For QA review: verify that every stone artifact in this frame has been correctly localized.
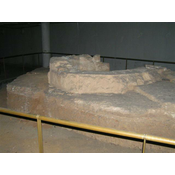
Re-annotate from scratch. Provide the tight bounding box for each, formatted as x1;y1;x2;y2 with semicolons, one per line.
7;54;175;152
48;55;167;94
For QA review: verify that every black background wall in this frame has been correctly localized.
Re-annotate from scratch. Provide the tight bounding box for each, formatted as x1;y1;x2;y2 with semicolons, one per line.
0;22;175;73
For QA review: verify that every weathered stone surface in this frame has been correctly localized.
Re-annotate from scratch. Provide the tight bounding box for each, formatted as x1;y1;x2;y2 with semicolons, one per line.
161;68;175;83
45;88;175;152
49;54;109;73
48;55;169;94
135;81;175;118
7;67;175;152
49;65;167;94
7;68;48;116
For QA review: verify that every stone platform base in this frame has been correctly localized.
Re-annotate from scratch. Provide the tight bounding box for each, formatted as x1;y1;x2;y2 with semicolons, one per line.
7;68;175;152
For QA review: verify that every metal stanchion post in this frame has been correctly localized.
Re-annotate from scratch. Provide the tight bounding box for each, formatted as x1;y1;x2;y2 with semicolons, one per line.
125;59;128;70
38;54;40;67
36;115;44;153
142;135;147;153
22;56;25;73
3;57;6;78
